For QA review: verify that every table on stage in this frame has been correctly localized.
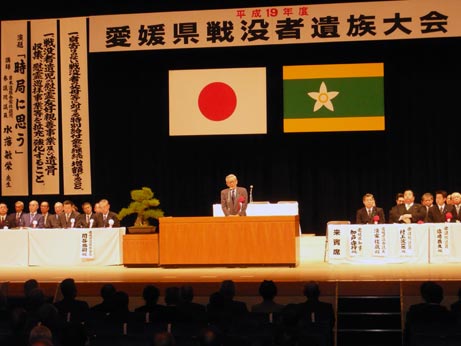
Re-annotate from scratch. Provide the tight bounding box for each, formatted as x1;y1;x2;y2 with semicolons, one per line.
0;227;125;266
326;223;429;264
0;230;29;266
212;201;299;217
159;216;300;267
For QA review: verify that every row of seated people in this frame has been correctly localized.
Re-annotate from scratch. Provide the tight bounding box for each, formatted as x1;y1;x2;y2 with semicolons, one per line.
356;190;461;224
0;199;120;229
0;278;335;346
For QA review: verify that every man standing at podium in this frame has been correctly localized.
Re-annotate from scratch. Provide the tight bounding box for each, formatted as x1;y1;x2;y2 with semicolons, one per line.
221;174;248;216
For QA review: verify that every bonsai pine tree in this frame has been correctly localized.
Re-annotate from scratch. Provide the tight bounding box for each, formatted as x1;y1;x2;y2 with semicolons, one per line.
117;187;164;226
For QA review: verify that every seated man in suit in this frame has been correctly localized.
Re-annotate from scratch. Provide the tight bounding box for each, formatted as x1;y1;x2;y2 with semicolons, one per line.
0;203;10;229
75;201;102;228
96;199;120;228
59;200;80;228
46;201;63;228
21;200;45;228
388;193;404;223
452;192;461;222
7;200;25;228
428;190;455;223
356;193;385;224
420;192;434;222
394;190;425;224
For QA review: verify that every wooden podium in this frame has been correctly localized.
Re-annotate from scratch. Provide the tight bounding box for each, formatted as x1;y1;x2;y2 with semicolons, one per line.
123;234;159;265
159;216;300;267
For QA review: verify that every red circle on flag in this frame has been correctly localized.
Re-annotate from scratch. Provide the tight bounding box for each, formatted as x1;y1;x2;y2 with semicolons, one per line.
198;82;237;121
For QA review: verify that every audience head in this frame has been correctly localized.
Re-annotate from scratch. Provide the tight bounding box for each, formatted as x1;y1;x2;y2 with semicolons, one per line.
165;286;181;306
259;280;278;301
153;331;176;346
28;288;46;310
113;290;129;312
100;283;116;301
198;326;222;346
29;324;54;346
60;278;77;300
24;279;39;297
447;194;453;205
219;280;236;300
303;281;321;301
180;285;195;304
420;281;443;304
142;284;160;304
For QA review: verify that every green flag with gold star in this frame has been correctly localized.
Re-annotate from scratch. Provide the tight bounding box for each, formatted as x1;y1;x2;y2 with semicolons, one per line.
283;63;385;132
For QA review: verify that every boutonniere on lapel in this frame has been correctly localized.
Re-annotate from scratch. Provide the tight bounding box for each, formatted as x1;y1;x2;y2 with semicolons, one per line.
238;196;245;213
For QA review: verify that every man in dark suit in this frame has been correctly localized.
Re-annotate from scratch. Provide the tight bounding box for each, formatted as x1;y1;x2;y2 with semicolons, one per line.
21;200;45;228
75;201;102;228
404;281;454;345
388;193;404;223
296;281;335;346
7;200;25;228
220;174;248;216
428;190;455;223
46;201;63;228
0;203;11;229
356;193;385;224
393;190;425;223
58;200;80;228
420;192;434;222
95;199;120;228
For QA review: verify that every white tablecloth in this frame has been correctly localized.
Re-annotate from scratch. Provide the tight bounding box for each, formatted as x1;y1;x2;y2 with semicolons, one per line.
213;202;299;216
28;227;125;266
0;230;29;266
326;224;429;264
429;223;461;263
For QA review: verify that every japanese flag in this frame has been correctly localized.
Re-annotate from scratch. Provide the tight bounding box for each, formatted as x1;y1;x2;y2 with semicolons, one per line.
169;67;267;136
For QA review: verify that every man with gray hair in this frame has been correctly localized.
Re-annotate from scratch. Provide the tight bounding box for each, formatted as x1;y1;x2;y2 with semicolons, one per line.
220;174;248;216
451;192;461;222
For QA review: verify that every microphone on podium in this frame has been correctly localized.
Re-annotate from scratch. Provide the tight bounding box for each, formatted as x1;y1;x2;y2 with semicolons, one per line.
249;185;253;203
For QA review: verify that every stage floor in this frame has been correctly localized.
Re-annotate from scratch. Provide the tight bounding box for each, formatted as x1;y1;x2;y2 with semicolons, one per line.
2;236;461;301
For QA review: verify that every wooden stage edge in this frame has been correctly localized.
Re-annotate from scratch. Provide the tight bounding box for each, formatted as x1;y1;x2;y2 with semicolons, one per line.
1;235;461;300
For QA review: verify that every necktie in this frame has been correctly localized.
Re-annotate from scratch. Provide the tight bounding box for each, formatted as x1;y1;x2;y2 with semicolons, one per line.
66;214;70;222
86;214;90;223
368;209;371;217
231;190;235;203
103;214;107;222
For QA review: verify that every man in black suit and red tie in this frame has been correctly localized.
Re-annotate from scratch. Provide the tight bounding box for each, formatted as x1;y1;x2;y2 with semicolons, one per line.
220;174;248;216
356;193;385;224
428;190;455;223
